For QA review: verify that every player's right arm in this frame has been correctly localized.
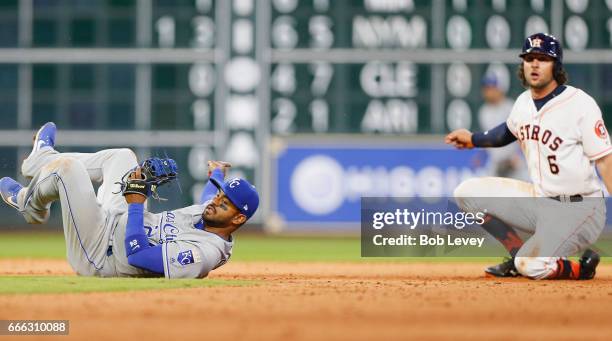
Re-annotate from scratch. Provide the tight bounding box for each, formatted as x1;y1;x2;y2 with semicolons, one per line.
199;161;231;204
445;122;517;149
200;168;224;204
445;128;474;149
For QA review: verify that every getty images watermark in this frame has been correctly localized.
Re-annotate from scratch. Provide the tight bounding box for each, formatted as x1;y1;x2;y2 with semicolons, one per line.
360;197;498;257
361;196;612;257
371;208;487;247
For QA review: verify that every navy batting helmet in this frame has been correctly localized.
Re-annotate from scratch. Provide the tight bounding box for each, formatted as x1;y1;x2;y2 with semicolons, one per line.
517;33;567;86
519;33;563;63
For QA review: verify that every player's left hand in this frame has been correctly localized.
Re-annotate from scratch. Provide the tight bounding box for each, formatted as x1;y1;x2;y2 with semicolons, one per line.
124;167;147;204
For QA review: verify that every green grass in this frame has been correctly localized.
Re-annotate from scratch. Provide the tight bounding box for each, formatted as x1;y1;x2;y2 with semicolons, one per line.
0;276;251;295
232;235;362;261
0;233;367;261
0;233;492;262
231;235;500;262
1;232;609;263
0;233;66;259
0;233;501;263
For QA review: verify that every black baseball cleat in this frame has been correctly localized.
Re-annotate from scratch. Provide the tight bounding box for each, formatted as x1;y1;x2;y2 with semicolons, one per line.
578;249;600;280
485;257;519;277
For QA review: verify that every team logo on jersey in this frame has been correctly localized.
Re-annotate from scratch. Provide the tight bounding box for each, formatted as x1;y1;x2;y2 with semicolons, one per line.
177;250;194;265
595;120;608;139
177;249;202;266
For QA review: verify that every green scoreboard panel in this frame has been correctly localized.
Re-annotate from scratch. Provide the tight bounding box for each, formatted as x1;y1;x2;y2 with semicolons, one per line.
268;0;612;134
0;1;608;131
0;0;610;217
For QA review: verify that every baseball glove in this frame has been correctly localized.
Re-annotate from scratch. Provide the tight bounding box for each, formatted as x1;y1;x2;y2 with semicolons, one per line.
117;157;178;200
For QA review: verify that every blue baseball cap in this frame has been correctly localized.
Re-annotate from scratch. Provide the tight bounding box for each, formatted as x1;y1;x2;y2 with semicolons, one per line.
481;75;499;88
210;177;259;219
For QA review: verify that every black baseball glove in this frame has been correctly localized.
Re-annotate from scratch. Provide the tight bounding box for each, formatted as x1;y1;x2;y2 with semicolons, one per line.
117;157;179;200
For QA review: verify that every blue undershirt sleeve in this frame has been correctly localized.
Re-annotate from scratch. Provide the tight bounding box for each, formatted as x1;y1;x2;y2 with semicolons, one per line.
199;168;224;204
471;122;517;148
124;203;164;274
127;246;164;274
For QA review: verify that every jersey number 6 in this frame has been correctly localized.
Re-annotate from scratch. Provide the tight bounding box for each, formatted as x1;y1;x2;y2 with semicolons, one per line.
547;155;559;175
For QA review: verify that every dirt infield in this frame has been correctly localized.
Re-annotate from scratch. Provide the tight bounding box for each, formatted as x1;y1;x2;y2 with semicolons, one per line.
1;260;612;340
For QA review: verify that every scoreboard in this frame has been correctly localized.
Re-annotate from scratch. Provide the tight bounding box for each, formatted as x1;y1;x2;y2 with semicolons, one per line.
268;0;612;134
0;0;611;219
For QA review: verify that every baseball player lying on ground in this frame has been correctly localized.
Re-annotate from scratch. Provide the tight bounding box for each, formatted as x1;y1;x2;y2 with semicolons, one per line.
0;122;259;279
446;33;612;280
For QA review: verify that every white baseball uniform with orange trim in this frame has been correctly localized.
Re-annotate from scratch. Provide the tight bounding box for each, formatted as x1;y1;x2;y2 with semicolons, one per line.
506;85;612;197
454;85;609;279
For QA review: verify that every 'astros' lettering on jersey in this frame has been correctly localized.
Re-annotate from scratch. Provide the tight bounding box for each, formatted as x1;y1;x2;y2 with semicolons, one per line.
506;86;612;196
516;124;563;151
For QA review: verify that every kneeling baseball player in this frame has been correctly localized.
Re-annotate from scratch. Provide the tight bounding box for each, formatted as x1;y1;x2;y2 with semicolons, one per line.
0;122;259;279
446;33;611;280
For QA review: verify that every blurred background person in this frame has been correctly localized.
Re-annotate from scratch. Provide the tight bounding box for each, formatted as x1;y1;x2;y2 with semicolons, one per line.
478;74;528;180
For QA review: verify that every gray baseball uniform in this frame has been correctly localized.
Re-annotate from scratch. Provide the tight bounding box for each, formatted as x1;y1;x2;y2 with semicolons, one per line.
110;204;232;278
17;147;230;278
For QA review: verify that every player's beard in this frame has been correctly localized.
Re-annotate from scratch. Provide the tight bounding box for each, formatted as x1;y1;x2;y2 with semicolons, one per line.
202;205;225;227
204;217;223;227
528;75;554;90
525;65;555;90
203;214;225;227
